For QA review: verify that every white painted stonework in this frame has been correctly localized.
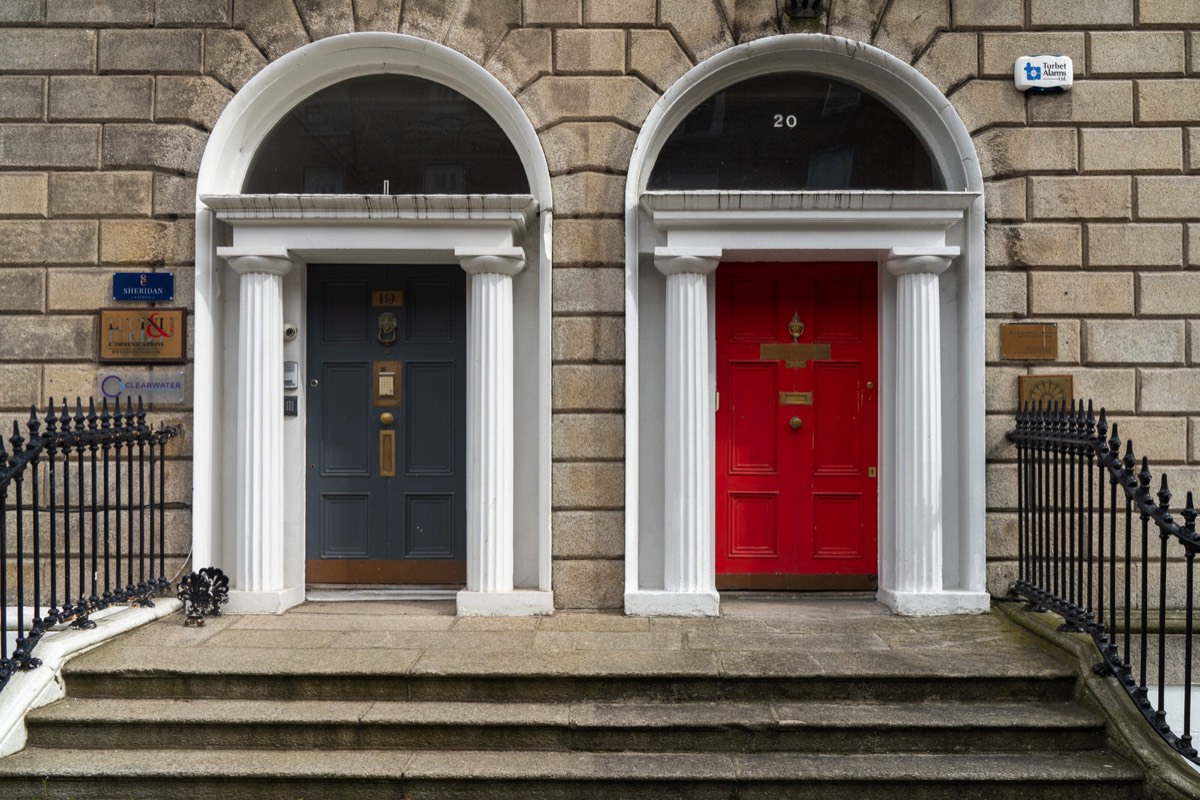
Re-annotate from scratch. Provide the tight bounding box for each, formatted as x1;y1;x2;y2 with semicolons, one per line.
625;35;991;617
195;34;554;615
655;249;722;617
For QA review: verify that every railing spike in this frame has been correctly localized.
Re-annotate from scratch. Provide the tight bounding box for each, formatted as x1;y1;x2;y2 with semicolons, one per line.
0;423;8;466
1184;492;1197;538
27;405;40;439
1159;474;1173;517
1138;456;1153;497
100;397;111;429
87;397;97;429
10;419;25;455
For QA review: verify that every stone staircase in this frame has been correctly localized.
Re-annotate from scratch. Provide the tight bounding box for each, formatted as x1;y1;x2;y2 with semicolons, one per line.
0;601;1146;798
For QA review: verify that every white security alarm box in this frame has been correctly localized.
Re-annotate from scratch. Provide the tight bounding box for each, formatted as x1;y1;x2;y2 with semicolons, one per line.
1014;55;1073;92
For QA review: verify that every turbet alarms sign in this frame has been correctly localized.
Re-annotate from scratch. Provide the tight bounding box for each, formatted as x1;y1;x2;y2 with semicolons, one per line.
1014;55;1073;92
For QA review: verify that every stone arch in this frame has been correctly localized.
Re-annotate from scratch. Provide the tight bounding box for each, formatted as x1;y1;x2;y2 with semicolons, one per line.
624;33;988;616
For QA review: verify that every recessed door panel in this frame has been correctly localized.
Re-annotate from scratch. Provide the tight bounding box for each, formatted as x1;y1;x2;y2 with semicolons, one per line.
405;494;455;558
306;264;466;582
319;494;371;558
406;362;455;476
728;361;779;474
322;282;370;342
728;277;780;342
717;262;878;586
727;493;780;557
812;493;864;559
812;361;863;476
406;281;456;343
321;362;371;476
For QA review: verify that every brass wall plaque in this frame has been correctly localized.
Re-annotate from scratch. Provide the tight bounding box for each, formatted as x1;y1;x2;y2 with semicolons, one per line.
374;360;401;407
1018;374;1074;408
1000;323;1058;361
99;309;186;363
760;342;831;368
379;430;396;477
779;392;813;406
371;290;404;307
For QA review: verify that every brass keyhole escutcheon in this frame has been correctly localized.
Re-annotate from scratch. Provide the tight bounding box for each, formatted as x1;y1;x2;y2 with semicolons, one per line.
380;412;395;426
789;416;802;430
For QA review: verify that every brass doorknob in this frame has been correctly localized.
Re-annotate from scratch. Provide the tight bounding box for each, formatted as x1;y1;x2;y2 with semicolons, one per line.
789;416;802;430
380;412;395;426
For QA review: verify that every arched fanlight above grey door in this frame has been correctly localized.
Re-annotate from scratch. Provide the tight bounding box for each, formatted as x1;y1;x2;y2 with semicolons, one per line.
647;72;944;192
243;74;530;195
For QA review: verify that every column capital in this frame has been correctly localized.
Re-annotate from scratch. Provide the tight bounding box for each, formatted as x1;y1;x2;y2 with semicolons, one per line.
886;247;958;278
654;247;722;277
456;248;525;277
218;248;294;277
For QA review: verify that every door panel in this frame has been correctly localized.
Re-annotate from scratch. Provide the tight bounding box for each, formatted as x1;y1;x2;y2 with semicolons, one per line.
405;362;456;475
306;264;466;584
728;493;780;557
320;362;372;475
727;361;779;474
318;495;371;558
716;262;878;589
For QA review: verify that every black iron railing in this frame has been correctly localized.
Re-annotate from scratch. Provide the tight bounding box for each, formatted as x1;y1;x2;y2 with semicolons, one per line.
0;398;177;692
1008;401;1200;764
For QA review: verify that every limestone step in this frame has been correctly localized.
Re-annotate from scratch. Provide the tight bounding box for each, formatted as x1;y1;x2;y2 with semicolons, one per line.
25;697;1107;754
60;669;1079;704
0;747;1144;800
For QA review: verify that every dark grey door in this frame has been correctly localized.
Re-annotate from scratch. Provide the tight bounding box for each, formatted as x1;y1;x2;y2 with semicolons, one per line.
305;264;466;584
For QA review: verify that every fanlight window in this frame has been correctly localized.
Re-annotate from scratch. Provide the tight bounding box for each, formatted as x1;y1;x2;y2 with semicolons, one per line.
648;73;943;191
244;74;529;195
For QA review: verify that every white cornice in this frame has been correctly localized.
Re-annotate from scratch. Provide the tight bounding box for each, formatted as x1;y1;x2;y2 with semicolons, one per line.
642;190;977;229
202;194;538;225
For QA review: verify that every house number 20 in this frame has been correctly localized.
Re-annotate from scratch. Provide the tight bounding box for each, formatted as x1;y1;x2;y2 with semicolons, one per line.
774;114;798;128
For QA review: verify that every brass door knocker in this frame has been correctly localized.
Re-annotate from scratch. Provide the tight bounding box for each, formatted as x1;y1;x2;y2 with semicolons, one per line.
378;312;397;345
788;312;804;342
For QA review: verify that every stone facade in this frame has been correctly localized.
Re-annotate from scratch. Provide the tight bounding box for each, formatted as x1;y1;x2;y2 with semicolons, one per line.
0;0;1197;609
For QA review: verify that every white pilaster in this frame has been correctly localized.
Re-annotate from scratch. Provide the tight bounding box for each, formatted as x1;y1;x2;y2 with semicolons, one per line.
455;248;554;616
649;247;722;616
221;250;302;614
880;247;986;616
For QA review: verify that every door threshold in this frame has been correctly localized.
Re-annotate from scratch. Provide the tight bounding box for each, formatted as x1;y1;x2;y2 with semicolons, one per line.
306;586;460;602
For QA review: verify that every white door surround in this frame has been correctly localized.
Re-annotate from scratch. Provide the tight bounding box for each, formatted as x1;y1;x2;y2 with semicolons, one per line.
194;34;554;615
624;35;990;617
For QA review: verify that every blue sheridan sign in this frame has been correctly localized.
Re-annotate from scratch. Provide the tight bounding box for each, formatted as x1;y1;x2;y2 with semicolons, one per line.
112;272;175;302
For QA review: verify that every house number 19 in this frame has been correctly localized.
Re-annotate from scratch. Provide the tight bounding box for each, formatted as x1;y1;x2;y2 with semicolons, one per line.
774;114;798;128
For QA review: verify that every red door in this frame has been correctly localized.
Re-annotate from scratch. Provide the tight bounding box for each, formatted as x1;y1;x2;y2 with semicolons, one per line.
715;262;878;590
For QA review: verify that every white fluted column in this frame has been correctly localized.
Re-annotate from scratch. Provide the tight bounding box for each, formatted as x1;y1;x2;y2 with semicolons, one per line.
653;248;721;616
882;248;953;615
223;252;295;612
455;249;552;616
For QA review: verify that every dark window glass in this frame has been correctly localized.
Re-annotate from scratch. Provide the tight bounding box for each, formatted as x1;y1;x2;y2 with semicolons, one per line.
647;73;943;191
244;75;529;195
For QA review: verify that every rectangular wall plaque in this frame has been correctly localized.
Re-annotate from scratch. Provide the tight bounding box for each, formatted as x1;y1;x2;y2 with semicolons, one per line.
1018;374;1074;409
97;369;186;404
112;272;174;302
1000;323;1058;361
99;309;186;363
